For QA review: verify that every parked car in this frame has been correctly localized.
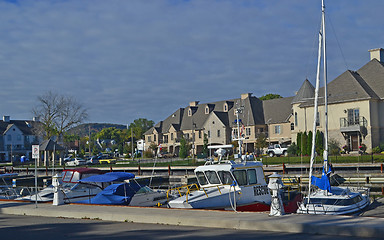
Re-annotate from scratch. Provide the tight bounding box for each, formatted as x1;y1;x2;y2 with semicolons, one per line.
86;156;100;165
98;157;117;164
266;144;288;157
65;158;86;166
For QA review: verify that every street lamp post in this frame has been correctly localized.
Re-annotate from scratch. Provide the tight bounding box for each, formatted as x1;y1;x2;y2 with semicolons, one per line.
267;118;272;147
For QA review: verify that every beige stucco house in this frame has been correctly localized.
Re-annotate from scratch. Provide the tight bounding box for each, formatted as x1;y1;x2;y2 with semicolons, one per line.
145;48;384;155
291;48;384;152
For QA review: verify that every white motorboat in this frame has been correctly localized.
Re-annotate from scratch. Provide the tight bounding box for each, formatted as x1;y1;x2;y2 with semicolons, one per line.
168;106;301;213
17;168;104;203
0;173;25;200
297;0;370;215
168;160;273;211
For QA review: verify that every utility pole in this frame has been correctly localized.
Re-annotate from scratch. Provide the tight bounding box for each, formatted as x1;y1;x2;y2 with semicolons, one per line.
131;128;134;161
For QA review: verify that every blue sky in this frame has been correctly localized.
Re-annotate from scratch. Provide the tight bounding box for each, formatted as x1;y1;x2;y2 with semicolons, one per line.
0;0;383;125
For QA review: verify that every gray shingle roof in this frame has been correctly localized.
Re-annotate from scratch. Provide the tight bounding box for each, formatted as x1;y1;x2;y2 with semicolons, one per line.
299;69;380;108
263;96;294;124
291;79;315;104
356;59;384;99
0;120;40;135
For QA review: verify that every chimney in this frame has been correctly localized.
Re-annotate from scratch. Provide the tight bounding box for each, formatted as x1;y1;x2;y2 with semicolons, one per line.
189;101;199;107
241;93;252;100
3;116;10;122
369;48;384;62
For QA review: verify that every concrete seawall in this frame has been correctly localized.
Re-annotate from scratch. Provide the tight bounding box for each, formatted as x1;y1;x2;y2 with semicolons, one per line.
1;200;384;238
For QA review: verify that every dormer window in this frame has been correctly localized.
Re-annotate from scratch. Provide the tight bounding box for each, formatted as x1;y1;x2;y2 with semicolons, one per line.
224;103;228;112
205;106;209;114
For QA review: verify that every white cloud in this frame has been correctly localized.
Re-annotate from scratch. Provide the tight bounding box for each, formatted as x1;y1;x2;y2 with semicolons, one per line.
0;0;383;124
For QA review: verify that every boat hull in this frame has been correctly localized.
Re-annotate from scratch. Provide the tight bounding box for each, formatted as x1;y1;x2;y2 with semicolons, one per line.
297;187;370;215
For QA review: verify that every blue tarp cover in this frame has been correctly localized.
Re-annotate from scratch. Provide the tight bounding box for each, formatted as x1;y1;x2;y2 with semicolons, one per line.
76;181;142;205
79;172;135;183
311;165;332;192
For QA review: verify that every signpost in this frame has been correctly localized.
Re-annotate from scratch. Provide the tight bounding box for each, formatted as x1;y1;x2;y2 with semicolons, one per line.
32;145;39;208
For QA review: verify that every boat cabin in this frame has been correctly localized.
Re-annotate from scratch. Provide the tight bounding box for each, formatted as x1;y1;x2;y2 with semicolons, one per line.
194;161;267;188
62;168;104;183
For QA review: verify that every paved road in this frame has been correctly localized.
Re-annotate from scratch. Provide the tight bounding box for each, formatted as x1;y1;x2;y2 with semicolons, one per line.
0;213;379;240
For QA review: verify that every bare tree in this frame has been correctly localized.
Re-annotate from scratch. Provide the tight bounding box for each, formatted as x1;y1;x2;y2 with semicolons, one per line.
32;91;88;140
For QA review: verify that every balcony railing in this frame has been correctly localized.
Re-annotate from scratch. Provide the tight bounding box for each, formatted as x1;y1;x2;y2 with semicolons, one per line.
340;117;367;133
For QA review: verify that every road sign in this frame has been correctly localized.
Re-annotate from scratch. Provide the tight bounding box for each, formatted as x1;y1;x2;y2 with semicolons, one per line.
32;145;39;159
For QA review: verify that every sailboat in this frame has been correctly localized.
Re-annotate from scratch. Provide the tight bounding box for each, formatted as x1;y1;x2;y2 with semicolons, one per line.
297;0;370;215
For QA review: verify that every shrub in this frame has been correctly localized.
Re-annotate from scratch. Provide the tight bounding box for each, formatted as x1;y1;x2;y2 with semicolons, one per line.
359;143;367;153
143;150;153;158
372;146;381;154
329;139;341;156
287;143;298;156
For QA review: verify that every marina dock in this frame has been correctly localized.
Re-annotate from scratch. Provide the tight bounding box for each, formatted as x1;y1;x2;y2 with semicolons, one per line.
1;198;384;238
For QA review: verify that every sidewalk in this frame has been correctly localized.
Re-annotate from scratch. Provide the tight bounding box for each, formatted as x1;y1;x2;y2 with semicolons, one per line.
1;200;384;238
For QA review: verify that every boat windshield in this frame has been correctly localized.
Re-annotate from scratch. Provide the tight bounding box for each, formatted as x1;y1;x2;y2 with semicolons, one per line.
217;171;234;184
205;171;220;184
233;170;247;186
196;171;208;186
136;186;154;194
247;169;258;184
306;195;363;206
62;171;74;182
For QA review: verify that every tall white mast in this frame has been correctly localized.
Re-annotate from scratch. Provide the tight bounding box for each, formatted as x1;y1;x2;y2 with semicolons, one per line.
307;0;326;202
322;0;329;173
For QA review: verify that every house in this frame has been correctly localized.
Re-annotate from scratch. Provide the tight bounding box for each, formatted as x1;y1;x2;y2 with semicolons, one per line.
291;48;384;152
0;116;41;161
145;48;384;155
144;93;288;156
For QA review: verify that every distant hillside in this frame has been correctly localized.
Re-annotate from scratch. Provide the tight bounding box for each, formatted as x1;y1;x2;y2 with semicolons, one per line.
67;123;127;137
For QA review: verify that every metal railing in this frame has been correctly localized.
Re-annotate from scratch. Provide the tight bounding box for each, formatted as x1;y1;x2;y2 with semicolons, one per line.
166;183;227;203
339;116;367;128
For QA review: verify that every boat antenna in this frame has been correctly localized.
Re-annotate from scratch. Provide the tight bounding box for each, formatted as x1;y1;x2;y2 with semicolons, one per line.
234;103;244;161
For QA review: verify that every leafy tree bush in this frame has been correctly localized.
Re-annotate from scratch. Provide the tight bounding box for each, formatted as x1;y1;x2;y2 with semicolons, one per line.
255;133;268;155
296;132;302;155
302;132;308;155
287;143;298;156
202;134;208;156
179;136;190;159
372;146;381;154
315;130;324;155
259;93;282;100
329;138;341;156
143;150;153;158
307;131;313;156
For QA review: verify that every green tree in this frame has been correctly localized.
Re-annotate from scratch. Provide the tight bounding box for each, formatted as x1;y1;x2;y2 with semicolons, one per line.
296;132;302;155
179;136;190;159
329;138;341;156
259;93;282;101
128;118;154;140
315;130;324;156
255;133;268;155
287;143;298;156
302;132;308;155
307;131;313;156
202;133;209;156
